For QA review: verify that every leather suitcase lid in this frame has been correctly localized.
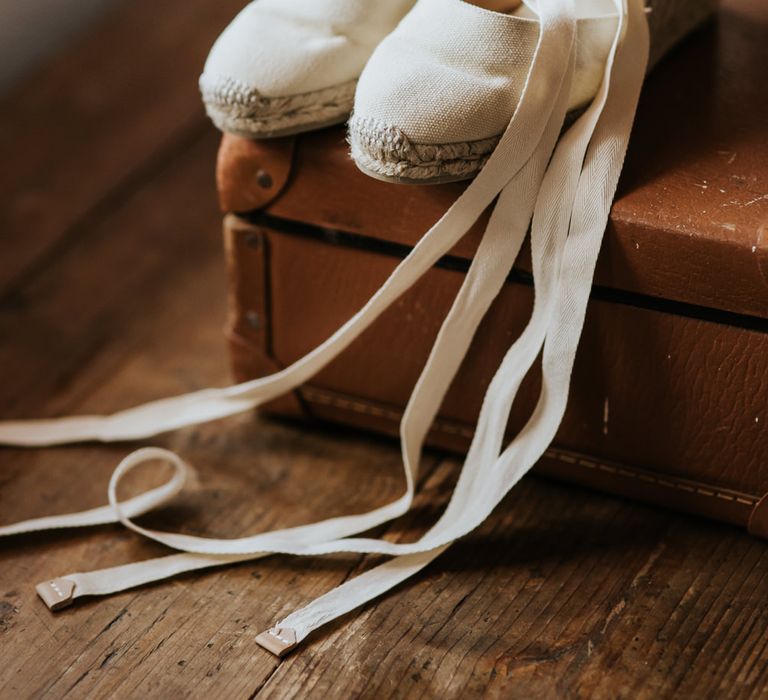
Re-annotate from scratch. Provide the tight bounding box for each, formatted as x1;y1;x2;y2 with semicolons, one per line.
217;0;768;322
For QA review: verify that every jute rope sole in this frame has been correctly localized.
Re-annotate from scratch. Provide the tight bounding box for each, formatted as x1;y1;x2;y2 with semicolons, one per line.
200;75;357;138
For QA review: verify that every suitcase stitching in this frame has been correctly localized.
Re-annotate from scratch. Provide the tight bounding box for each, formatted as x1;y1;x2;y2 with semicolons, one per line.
300;386;758;507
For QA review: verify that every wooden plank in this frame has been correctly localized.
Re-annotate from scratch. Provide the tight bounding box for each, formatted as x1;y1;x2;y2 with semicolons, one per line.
0;0;243;295
258;465;768;699
0;133;222;419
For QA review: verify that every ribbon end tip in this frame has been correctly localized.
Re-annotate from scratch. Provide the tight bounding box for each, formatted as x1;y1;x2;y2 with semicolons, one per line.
256;626;298;657
36;578;76;611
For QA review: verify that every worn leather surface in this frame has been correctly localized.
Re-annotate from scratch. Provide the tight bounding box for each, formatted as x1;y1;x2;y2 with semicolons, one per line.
217;0;768;320
218;136;295;213
217;0;768;530
224;218;767;528
223;215;305;418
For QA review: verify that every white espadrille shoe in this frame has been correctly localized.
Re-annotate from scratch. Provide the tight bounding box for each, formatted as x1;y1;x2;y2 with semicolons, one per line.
349;0;716;183
200;0;416;138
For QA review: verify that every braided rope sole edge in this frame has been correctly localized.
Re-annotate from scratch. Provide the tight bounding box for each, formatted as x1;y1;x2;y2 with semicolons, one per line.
200;74;357;137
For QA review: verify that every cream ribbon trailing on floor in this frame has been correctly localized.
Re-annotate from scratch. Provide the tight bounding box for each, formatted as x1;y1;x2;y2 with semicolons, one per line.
0;0;577;589
0;0;576;543
0;0;649;656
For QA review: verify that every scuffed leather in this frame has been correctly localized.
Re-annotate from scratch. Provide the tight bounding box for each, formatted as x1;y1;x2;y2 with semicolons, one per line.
223;218;768;530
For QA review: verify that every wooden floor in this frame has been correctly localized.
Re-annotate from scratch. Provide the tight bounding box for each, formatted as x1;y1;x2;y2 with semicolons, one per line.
1;1;767;698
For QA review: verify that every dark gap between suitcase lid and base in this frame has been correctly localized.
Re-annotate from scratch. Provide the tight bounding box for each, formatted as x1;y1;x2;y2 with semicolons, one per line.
244;211;768;335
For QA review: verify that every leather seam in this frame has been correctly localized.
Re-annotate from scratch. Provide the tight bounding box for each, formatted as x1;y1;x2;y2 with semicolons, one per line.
300;385;758;507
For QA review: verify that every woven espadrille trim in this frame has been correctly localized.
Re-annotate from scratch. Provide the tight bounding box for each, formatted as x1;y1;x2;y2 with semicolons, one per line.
348;115;499;181
200;75;357;136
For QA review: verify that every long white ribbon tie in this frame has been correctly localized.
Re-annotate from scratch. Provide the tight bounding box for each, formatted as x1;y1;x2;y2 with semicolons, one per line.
0;447;187;537
257;0;649;653
30;0;578;640
2;0;650;659
30;83;576;609
0;0;574;548
1;0;572;541
14;0;578;610
0;0;571;451
1;0;576;622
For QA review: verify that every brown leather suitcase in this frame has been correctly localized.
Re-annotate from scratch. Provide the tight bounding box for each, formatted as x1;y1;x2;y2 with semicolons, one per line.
215;0;768;536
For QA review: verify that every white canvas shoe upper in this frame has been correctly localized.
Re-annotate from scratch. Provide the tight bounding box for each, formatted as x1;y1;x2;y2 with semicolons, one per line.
354;0;618;144
200;0;416;137
349;0;620;180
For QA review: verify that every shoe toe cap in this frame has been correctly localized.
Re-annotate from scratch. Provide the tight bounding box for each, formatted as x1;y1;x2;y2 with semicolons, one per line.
200;1;372;108
199;2;367;136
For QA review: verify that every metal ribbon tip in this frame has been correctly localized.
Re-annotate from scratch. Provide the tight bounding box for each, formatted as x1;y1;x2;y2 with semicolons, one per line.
36;578;76;611
255;626;298;657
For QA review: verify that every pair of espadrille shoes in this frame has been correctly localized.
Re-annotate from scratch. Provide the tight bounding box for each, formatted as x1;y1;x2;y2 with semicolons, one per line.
201;0;713;184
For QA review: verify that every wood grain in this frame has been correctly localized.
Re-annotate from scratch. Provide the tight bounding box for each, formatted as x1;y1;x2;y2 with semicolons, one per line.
256;465;768;700
1;0;768;697
0;0;244;296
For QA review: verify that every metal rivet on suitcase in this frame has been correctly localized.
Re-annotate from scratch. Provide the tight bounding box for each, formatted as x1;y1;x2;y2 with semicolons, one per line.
255;169;273;189
245;232;261;249
245;310;261;329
